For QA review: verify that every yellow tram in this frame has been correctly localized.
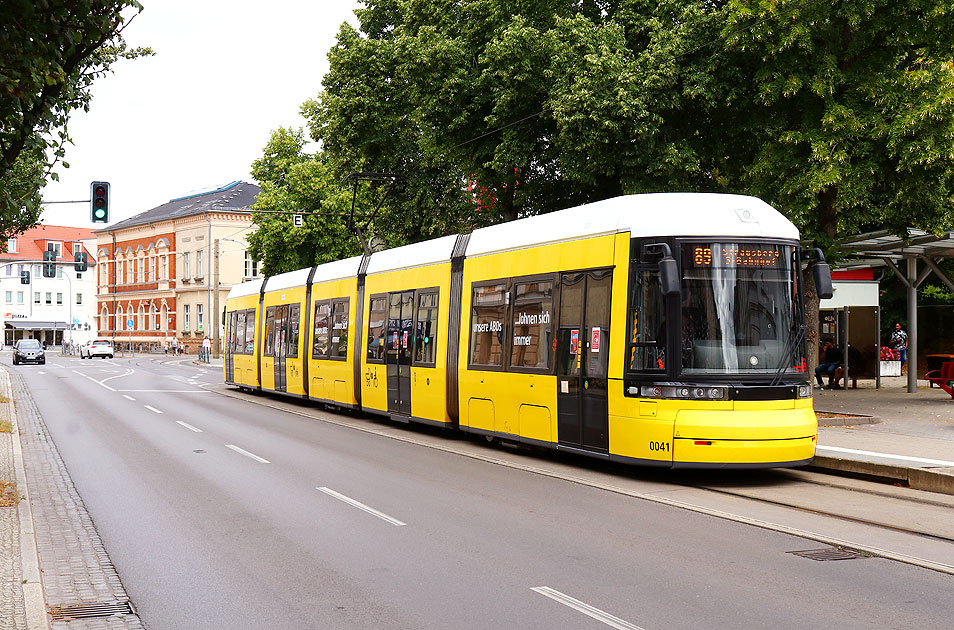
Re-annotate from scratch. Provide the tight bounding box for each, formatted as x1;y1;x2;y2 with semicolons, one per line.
224;193;832;468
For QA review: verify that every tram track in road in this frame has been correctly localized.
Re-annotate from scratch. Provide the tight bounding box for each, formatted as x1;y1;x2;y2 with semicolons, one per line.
206;382;954;575
679;471;954;546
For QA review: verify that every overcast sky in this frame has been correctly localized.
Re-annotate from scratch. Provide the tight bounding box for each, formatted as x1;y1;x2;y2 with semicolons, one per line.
40;0;362;229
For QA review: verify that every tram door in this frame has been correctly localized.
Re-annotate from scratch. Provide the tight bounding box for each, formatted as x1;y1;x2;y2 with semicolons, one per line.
386;291;414;416
557;269;613;452
272;306;287;392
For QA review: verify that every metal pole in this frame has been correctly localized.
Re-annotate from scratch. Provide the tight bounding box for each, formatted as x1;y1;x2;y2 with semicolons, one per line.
907;257;918;393
876;305;881;389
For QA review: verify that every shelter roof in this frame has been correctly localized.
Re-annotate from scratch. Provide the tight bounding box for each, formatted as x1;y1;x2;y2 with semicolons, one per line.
837;229;954;269
97;181;260;232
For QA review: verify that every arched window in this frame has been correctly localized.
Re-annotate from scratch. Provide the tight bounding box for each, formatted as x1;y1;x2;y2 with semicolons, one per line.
152;305;159;330
102;306;110;331
117;305;124;330
138;304;145;330
161;304;168;331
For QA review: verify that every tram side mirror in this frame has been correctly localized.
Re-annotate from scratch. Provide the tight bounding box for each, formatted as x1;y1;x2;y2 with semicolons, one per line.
814;261;833;300
659;256;680;296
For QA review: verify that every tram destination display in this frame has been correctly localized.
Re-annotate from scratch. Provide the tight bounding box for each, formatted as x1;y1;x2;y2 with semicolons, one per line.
690;244;783;268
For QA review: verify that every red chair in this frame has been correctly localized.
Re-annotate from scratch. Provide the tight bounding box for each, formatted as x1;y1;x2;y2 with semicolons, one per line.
925;362;954;399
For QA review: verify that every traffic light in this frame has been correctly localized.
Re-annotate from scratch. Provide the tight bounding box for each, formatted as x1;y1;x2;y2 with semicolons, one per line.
20;270;29;285
74;251;88;272
91;181;110;223
42;249;56;277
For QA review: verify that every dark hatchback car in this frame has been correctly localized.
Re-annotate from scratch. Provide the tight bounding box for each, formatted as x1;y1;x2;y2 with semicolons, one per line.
13;339;45;365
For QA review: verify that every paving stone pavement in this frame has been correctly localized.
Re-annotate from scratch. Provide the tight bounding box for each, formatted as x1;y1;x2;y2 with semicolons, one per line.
4;366;144;630
1;375;27;630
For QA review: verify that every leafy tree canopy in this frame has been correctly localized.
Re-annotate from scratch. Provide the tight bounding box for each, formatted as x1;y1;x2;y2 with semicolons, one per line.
0;0;151;240
251;0;954;283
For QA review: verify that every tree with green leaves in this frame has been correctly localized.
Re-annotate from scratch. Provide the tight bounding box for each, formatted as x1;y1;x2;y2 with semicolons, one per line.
0;0;151;240
247;127;364;276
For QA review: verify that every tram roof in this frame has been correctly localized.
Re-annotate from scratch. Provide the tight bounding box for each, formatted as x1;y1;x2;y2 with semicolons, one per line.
466;193;798;258
227;193;798;300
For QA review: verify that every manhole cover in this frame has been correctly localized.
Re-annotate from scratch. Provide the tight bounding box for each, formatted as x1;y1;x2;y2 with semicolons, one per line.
788;547;867;561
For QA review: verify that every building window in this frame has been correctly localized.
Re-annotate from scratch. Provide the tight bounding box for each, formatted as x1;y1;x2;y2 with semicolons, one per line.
45;292;52;305
17;291;23;304
161;255;168;280
245;251;259;278
56;293;63;305
76;293;83;305
34;292;40;304
197;303;204;332
4;265;11;276
117;306;124;330
7;238;16;253
183;252;191;278
48;242;62;258
184;304;191;331
56;265;63;278
4;291;11;304
196;250;204;278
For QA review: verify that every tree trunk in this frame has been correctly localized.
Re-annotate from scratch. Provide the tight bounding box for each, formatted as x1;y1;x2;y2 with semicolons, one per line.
805;185;839;377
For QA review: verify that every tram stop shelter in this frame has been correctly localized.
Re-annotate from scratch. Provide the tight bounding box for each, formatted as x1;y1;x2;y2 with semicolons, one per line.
838;228;954;393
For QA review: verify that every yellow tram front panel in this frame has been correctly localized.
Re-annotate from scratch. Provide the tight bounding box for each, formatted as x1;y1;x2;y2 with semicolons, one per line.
261;285;308;396
224;292;262;389
362;262;452;425
459;233;619;441
308;277;359;406
671;398;817;465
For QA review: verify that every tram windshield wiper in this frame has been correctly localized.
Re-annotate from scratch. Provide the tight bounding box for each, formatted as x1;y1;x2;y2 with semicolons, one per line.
771;323;806;387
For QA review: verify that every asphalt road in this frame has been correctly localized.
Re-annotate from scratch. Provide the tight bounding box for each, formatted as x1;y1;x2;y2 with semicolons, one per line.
15;354;954;629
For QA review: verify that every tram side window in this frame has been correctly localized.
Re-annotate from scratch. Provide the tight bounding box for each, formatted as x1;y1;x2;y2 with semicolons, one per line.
264;307;276;356
330;299;349;359
470;283;507;367
367;295;387;362
243;308;256;353
510;280;553;370
628;268;666;371
313;301;331;358
274;307;286;356
415;291;439;365
286;304;300;358
230;310;246;354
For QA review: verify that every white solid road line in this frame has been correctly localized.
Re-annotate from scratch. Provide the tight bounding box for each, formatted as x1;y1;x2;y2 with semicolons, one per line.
816;445;954;467
316;487;407;526
226;444;270;464
144;405;163;414
122;395;136;401
175;421;203;433
531;587;645;630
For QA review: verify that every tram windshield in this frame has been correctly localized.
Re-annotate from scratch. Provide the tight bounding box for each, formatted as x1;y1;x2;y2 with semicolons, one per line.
679;242;804;375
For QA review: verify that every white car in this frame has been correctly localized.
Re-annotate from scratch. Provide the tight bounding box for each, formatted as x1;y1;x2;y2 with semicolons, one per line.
82;339;114;359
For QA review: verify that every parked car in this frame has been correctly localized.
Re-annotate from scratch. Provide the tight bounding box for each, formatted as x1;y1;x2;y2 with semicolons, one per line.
13;339;45;365
81;339;114;359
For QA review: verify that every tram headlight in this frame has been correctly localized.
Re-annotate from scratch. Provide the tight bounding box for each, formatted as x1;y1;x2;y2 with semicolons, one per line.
678;387;690;398
691;388;707;399
797;384;812;398
640;385;662;398
708;387;726;399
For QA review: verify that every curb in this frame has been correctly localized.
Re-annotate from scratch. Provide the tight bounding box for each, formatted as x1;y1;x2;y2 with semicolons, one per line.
3;369;51;630
809;455;954;496
815;412;881;426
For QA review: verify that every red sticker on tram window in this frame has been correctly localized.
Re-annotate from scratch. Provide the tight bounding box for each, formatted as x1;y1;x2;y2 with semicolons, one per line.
552;339;558;352
392;332;399;350
402;330;409;348
591;327;601;353
570;329;580;354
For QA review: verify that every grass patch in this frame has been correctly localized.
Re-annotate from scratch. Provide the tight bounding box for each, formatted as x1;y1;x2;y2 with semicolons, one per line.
0;420;12;433
0;479;20;507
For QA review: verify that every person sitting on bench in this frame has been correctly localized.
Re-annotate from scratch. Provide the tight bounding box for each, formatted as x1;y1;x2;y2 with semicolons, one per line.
815;338;843;389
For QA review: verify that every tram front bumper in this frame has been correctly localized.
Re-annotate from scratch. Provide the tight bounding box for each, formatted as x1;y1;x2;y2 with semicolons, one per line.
671;407;817;468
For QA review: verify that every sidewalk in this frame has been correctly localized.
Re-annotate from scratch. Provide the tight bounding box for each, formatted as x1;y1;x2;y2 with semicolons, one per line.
812;375;954;495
